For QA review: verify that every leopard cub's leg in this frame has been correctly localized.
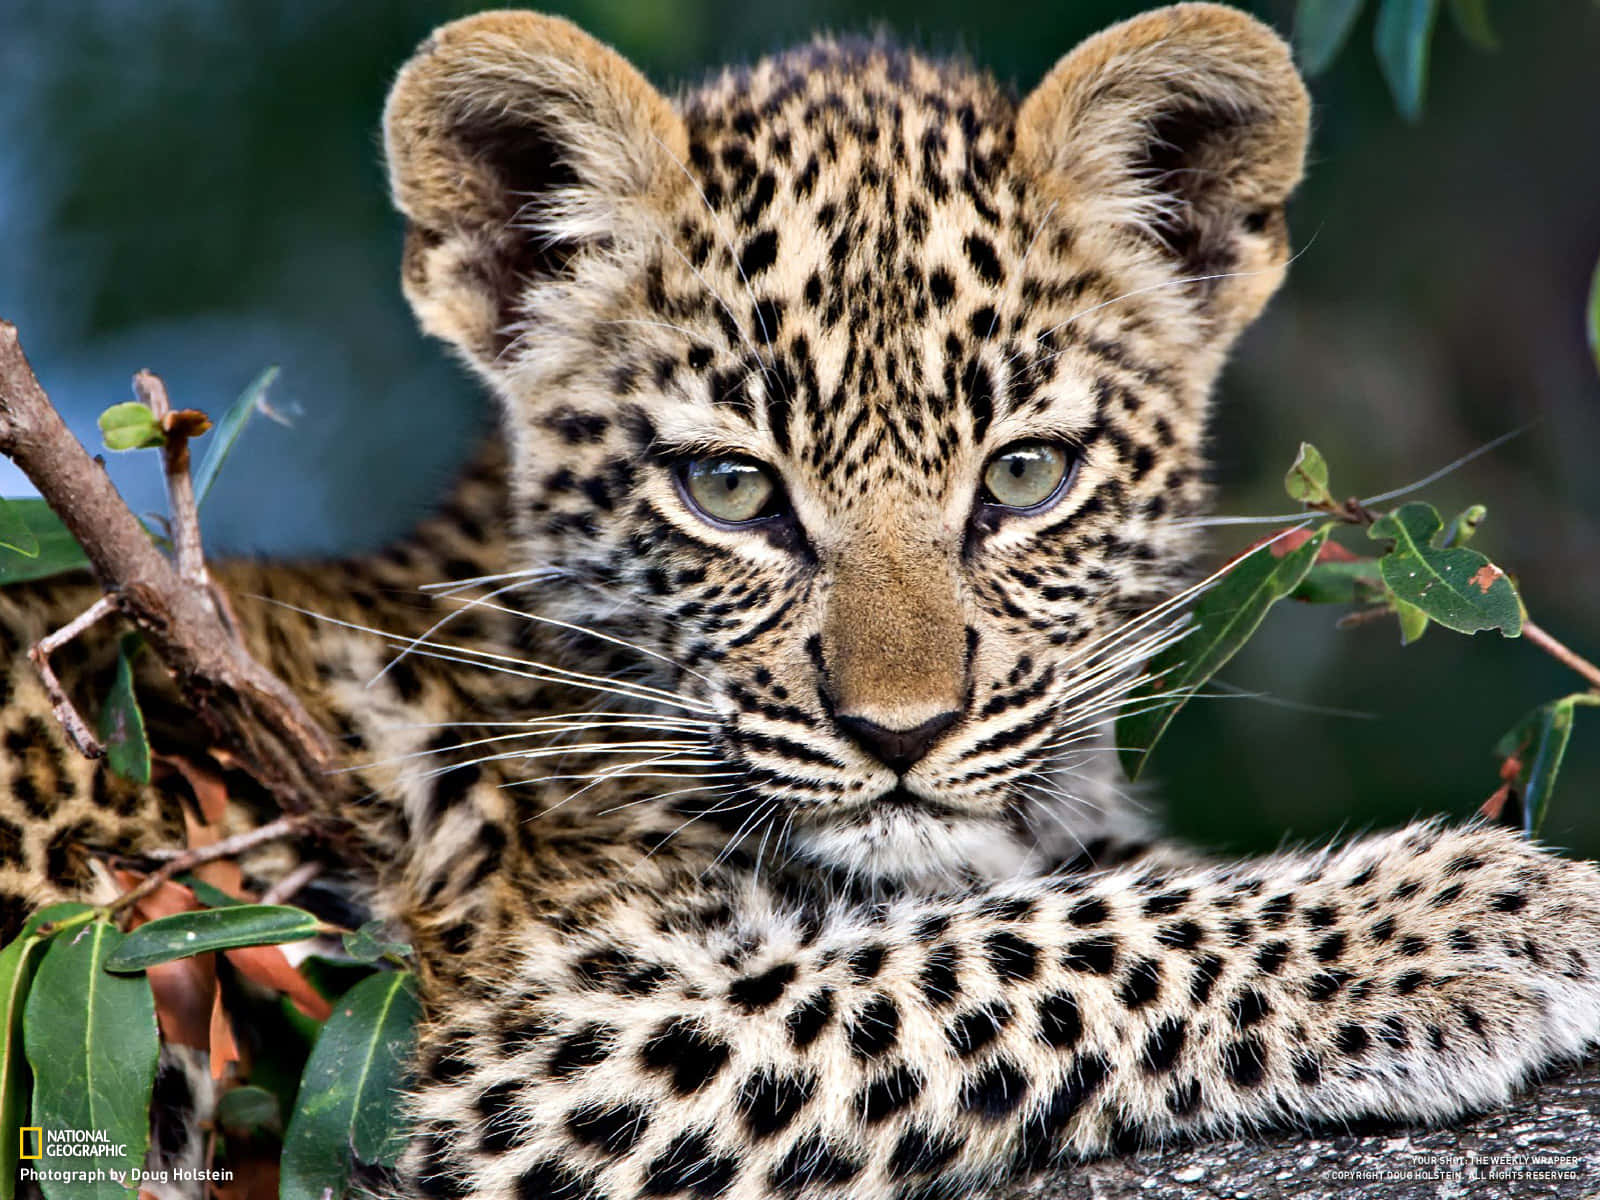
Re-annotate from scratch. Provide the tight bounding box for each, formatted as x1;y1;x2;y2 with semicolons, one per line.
400;821;1600;1199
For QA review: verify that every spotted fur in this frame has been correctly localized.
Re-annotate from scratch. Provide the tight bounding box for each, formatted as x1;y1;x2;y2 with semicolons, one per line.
5;6;1600;1199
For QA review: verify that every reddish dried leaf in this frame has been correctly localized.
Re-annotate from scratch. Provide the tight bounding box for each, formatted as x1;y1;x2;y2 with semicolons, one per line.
212;1156;279;1200
163;755;259;898
1480;782;1515;822
175;805;251;898
224;944;332;1021
199;852;247;901
1258;525;1361;563
112;870;197;921
1254;526;1315;557
113;871;218;1050
160;754;231;825
148;955;217;1051
209;983;240;1081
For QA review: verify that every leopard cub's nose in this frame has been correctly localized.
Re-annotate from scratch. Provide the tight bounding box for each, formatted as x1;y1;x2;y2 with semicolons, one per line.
836;710;960;773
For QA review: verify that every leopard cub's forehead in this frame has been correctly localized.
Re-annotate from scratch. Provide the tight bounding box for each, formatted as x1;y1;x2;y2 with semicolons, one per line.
613;42;1145;505
679;38;1021;244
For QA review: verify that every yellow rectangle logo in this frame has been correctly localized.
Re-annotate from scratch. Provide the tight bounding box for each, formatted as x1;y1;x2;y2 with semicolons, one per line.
19;1127;42;1160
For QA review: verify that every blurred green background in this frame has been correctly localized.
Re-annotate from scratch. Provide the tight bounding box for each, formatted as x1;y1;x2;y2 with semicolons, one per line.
2;1;1596;854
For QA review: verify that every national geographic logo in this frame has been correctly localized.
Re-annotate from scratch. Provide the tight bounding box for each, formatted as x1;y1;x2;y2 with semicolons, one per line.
16;1127;128;1158
15;1126;234;1190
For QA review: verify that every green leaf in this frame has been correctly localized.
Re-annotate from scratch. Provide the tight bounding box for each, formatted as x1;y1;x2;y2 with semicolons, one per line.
103;905;322;972
1295;0;1368;74
1;904;94;1200
216;1084;283;1139
0;500;90;585
15;904;98;941
280;971;422;1200
1292;558;1383;605
176;875;247;908
298;956;380;1005
1587;254;1600;379
1440;503;1486;547
1367;502;1522;636
97;401;164;452
1390;592;1430;643
0;499;39;558
1447;0;1498;50
1118;527;1330;780
1375;0;1441;120
193;365;279;507
1283;441;1333;506
1495;694;1600;836
342;921;413;965
217;977;320;1122
24;919;158;1200
97;635;150;785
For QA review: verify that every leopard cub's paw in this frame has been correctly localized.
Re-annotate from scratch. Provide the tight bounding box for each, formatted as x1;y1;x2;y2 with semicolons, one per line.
1402;825;1600;1050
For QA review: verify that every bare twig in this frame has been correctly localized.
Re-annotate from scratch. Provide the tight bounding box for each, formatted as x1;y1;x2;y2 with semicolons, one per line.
1524;619;1600;694
0;319;347;819
260;859;323;906
27;593;117;757
132;369;207;588
1313;487;1598;695
109;814;311;915
1335;604;1396;631
1310;495;1379;527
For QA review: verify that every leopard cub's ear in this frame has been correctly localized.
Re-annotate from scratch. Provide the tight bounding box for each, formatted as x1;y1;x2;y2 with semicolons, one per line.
384;12;687;370
1016;2;1310;335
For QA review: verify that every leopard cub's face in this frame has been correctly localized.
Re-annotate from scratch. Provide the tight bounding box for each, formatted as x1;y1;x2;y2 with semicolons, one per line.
385;6;1308;882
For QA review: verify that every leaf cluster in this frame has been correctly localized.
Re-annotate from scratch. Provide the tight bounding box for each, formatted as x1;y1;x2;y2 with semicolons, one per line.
0;366;278;580
1118;441;1594;839
0;365;420;1200
1294;0;1498;120
3;895;418;1200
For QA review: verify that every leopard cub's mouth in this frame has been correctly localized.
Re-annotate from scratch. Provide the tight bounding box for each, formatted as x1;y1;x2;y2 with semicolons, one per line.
878;785;921;808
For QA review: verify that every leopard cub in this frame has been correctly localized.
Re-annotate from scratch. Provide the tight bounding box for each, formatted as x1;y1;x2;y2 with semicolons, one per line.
3;5;1597;1199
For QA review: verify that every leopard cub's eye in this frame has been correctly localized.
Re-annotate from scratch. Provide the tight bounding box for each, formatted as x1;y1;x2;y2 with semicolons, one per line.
981;441;1073;511
678;456;782;525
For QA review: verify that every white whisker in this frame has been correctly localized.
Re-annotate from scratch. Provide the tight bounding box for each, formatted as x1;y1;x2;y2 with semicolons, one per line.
453;595;717;685
414;744;714;783
419;566;564;597
368;578;535;690
596;781;741;818
258;600;718;714
1357;425;1530;507
340;729;699;775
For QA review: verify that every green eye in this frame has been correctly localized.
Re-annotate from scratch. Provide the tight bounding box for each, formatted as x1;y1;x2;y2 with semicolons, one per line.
679;456;781;525
981;441;1072;510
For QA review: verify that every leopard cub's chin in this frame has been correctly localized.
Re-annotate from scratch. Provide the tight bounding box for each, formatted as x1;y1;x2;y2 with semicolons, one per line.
784;770;1137;889
788;806;1046;888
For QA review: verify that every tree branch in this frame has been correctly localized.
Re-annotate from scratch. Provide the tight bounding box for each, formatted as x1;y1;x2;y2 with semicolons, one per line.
1524;619;1600;694
0;319;348;820
132;368;208;589
109;813;313;915
28;592;117;757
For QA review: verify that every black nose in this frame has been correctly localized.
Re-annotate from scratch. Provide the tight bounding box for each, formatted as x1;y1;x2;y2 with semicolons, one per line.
836;710;960;773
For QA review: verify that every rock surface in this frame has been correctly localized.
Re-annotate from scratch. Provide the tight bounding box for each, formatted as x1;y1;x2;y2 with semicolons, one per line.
1003;1058;1600;1199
